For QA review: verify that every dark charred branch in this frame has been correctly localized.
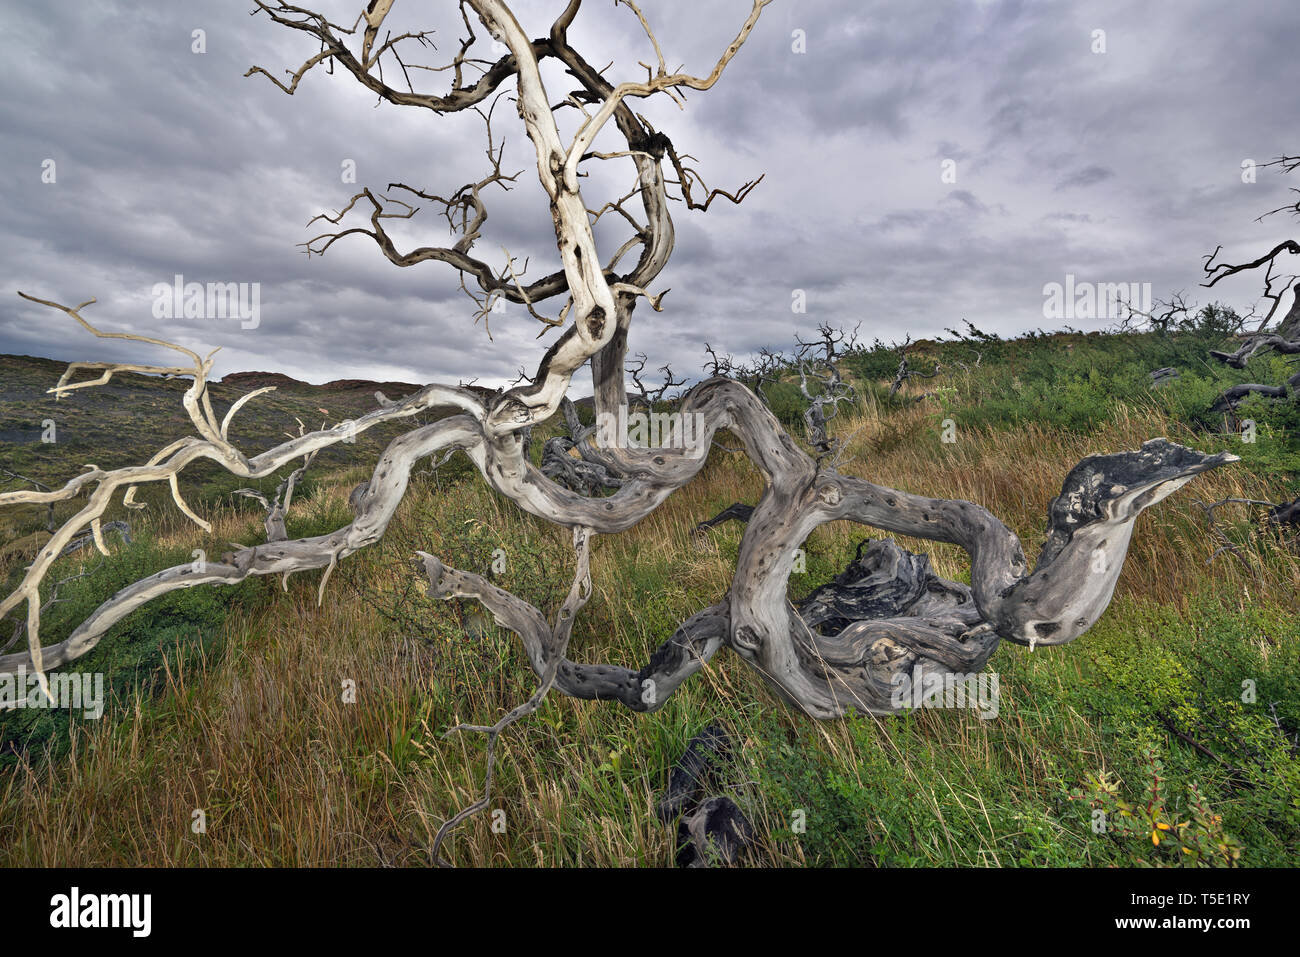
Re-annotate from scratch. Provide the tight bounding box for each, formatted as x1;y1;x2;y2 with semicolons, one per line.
656;722;735;824
674;796;757;868
1270;496;1300;526
627;353;686;409
1150;367;1180;387
539;396;623;495
1198;156;1300;412
1192;495;1300;568
540;436;624;496
694;502;755;534
1210;369;1300;413
1118;292;1192;334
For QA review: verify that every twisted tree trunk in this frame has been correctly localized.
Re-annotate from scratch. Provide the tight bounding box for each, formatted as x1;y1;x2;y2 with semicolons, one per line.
0;1;1237;852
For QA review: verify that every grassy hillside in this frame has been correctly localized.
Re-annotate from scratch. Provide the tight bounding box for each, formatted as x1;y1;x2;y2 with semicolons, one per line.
0;327;1297;867
0;355;427;557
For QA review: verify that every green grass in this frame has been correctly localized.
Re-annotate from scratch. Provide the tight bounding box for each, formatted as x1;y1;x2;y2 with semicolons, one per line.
0;323;1297;867
754;588;1299;867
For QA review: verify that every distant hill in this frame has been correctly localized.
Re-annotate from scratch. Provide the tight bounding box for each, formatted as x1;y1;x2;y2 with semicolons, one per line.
219;370;426;396
0;354;433;492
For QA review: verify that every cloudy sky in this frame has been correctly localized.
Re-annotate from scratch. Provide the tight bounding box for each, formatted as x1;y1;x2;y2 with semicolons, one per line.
2;0;1298;392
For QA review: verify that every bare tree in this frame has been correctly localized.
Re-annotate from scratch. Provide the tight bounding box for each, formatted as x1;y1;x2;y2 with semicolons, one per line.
731;348;784;405
1191;495;1300;572
887;334;942;397
1;0;1235;854
234;446;319;544
1116;291;1195;335
940;319;994;371
627;352;686;409
1201;155;1300;410
793;323;858;458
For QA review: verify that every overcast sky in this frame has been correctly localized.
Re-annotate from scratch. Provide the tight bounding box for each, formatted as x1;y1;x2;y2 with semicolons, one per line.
2;0;1298;392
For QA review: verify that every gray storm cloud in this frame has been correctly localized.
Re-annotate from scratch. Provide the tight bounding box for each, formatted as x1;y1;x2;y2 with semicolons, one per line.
1;0;1297;391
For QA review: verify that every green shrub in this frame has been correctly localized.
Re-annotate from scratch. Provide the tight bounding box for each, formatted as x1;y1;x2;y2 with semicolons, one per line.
0;535;270;768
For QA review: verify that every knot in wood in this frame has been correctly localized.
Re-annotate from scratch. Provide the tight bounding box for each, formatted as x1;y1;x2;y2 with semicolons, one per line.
584;306;607;340
817;484;842;507
732;624;760;653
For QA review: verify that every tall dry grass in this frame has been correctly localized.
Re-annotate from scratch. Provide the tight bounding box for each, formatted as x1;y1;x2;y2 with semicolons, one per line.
0;391;1293;866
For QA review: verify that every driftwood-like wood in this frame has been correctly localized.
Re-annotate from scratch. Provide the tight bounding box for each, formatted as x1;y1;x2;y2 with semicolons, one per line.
539;397;622;495
656;723;757;867
0;1;1239;853
1150;367;1180;388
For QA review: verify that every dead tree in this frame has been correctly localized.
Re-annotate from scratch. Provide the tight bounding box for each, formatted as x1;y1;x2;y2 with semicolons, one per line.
627;353;686;410
656;722;757;867
1205;278;1300;412
733;349;783;405
1117;291;1195;335
888;334;941;397
1202;155;1300;410
1192;495;1300;571
539;397;623;496
538;348;687;496
693;502;755;535
794;323;858;457
1;0;1236;857
234;449;318;543
941;320;994;371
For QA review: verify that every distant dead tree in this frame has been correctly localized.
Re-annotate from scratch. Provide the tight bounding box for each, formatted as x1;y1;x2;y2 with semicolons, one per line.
0;0;1236;863
794;323;858;457
734;348;784;405
702;342;782;404
627;352;686;409
1116;291;1197;335
234;446;318;543
888;334;941;397
1191;494;1300;573
941;319;994;371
